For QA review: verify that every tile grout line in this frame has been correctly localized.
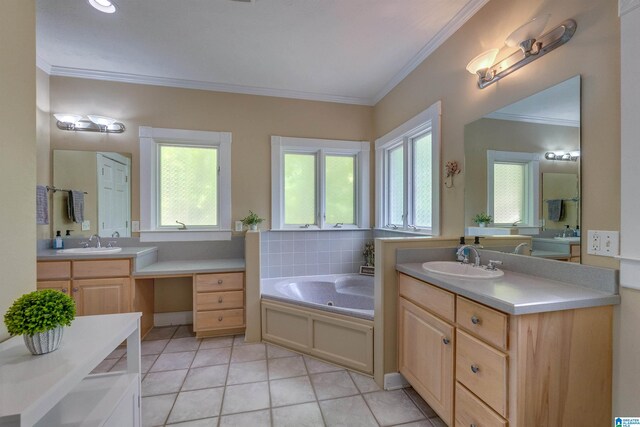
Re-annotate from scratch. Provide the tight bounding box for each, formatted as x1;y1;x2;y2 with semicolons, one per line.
300;354;328;426
159;326;184;426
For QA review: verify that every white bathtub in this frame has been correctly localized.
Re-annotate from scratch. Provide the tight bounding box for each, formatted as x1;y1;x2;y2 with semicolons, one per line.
261;274;374;320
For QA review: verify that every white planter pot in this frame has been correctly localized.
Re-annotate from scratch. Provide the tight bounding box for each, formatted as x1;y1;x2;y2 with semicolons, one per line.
478;222;487;227
23;326;64;355
249;224;258;231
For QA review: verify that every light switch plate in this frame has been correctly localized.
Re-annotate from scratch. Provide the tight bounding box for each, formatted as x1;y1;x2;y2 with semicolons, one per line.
235;221;243;232
132;221;140;232
81;220;90;231
587;230;619;257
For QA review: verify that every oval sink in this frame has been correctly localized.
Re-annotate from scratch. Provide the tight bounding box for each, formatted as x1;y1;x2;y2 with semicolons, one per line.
553;236;580;242
57;247;122;255
421;261;503;279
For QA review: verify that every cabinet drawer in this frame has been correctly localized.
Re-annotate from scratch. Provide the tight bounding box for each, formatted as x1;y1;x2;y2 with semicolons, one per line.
455;382;507;427
197;291;244;311
197;309;244;330
456;330;508;418
457;296;508;351
196;272;244;292
37;280;71;294
398;273;455;322
73;260;130;278
570;244;581;256
37;261;71;280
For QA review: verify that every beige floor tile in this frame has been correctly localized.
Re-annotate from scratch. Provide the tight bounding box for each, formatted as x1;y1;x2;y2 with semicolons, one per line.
319;395;379;427
392;420;434;427
166;418;218;426
404;387;437;418
227;359;268;385
427;417;447;427
268;355;307;380
349;371;381;393
150;351;196;372
182;365;228;391
310;371;359;400
173;325;196;338
165;337;201;353
221;381;270;415
200;336;234;349
144;326;177;341
363;390;425;426
142;393;176;427
232;334;247;346
267;343;299;359
270;376;316;407
142;339;169;356
191;347;232;368
91;358;119;374
110;354;158;373
304;355;344;374
106;347;126;359
229;343;266;363
219;409;271;427
272;402;325;427
142;369;188;396
167;388;224;424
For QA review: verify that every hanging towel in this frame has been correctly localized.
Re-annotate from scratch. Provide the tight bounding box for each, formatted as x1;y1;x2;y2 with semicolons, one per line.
67;190;85;223
547;199;564;222
36;185;48;225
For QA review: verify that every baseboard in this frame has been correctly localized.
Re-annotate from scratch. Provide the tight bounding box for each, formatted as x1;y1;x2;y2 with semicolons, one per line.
154;311;193;327
384;372;409;390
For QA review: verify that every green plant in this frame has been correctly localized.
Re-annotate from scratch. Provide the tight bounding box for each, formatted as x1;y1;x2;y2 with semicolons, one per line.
241;210;264;226
473;212;492;224
4;290;75;336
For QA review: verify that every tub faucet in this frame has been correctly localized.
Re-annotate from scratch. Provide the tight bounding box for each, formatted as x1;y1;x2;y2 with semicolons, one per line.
89;234;102;248
513;243;529;254
456;245;481;267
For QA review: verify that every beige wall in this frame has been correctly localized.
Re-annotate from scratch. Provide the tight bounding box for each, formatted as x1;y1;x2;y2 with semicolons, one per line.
49;77;374;232
374;0;620;269
36;67;51;240
0;1;36;341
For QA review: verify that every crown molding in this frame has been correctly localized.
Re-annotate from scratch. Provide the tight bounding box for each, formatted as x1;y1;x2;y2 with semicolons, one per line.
485;111;580;128
371;0;489;105
620;0;640;16
44;64;373;106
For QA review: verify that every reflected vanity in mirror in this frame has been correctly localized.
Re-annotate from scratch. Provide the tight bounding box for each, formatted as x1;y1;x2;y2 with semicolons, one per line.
464;75;581;261
52;150;132;238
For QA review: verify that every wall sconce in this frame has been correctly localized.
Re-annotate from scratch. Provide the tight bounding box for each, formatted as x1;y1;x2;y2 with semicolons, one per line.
54;113;125;133
466;16;577;89
544;151;580;161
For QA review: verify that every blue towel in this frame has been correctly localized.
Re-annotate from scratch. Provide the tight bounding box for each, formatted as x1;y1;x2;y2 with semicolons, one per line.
36;185;48;225
547;199;564;222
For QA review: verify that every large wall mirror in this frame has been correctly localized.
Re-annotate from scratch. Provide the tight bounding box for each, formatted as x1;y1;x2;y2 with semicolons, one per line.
52;150;132;238
464;75;581;260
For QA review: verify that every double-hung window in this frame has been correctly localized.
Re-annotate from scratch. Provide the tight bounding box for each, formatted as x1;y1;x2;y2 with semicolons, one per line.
139;127;232;241
486;150;539;226
376;101;441;234
271;136;369;230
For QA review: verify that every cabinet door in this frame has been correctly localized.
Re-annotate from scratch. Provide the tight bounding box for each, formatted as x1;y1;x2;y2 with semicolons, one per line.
398;297;454;425
37;280;71;295
73;278;131;316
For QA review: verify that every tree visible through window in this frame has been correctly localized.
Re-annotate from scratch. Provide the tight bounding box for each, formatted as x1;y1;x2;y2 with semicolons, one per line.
284;153;316;225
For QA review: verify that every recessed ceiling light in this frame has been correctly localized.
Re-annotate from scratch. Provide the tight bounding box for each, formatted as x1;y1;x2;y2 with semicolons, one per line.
87;0;116;14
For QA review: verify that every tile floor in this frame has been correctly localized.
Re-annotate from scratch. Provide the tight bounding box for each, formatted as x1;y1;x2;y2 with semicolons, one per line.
96;325;446;427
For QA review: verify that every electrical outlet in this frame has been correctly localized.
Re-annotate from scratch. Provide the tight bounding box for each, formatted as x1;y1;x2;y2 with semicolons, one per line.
132;221;140;232
587;230;600;255
235;221;243;232
587;230;619;257
81;220;90;231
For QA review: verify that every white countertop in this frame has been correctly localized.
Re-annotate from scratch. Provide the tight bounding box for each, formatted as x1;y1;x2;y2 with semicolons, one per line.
133;258;245;276
37;246;157;260
397;263;619;315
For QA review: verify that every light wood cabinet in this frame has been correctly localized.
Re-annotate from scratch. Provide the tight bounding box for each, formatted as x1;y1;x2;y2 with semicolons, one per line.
37;280;71;295
72;277;131;316
398;272;613;427
194;272;245;337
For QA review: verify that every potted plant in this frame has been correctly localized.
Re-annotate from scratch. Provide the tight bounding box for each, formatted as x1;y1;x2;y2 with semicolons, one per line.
241;210;264;231
473;212;492;227
4;289;76;355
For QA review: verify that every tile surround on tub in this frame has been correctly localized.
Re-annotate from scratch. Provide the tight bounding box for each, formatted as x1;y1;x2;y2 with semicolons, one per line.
260;230;373;278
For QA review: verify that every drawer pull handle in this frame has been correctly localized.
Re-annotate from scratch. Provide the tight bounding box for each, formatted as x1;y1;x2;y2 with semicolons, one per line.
471;315;481;325
217;279;223;284
218;297;223;303
471;364;480;374
442;337;450;345
218;316;223;321
61;288;67;293
471;424;477;427
72;287;79;293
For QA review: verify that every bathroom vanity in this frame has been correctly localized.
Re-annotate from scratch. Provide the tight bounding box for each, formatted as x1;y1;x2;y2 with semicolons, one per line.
396;257;618;427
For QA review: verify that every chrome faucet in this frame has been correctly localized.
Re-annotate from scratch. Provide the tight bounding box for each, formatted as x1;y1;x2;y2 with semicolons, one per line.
513;243;529;254
89;234;102;248
456;245;481;267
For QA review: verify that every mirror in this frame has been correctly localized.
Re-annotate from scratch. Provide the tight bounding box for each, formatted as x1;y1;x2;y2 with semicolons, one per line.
464;76;581;259
52;150;132;238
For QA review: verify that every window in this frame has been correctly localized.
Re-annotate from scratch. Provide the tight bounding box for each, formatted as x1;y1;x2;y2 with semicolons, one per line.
487;150;539;227
271;136;369;230
375;101;441;234
139;127;232;241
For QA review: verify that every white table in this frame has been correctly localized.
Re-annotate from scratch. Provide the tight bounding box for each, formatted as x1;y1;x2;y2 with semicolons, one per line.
0;313;142;427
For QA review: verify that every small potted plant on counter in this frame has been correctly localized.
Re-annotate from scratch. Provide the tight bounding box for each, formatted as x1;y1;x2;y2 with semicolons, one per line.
241;210;264;231
473;212;492;227
4;289;76;355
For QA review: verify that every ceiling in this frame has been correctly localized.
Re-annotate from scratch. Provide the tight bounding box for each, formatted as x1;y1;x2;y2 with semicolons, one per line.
36;0;487;105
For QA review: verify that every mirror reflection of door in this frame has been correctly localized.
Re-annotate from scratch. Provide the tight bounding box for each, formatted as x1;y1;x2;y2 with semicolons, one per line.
97;152;131;237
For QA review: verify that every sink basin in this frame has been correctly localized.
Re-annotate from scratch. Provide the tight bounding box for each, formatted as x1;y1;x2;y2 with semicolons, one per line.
421;261;504;279
57;247;122;255
553;237;581;242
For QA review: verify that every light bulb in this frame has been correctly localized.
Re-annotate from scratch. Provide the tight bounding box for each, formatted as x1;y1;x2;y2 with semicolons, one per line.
87;115;118;126
466;49;499;75
54;114;83;124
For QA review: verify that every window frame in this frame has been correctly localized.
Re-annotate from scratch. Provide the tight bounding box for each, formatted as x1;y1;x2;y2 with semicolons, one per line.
486;150;540;227
375;101;441;235
139;126;232;241
271;136;370;231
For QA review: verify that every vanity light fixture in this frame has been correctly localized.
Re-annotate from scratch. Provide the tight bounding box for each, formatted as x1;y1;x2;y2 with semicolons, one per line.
466;16;576;89
54;113;125;133
544;151;579;161
87;0;116;14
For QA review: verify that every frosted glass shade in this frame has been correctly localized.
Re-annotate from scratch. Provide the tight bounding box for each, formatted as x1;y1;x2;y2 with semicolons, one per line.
87;115;118;126
54;113;83;124
505;15;551;47
466;49;499;75
87;0;116;13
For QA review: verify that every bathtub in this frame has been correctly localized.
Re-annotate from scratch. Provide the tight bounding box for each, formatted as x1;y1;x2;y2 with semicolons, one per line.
260;274;375;374
261;274;374;320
